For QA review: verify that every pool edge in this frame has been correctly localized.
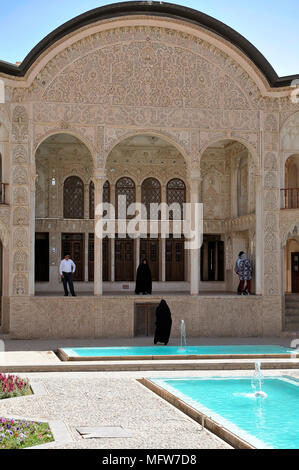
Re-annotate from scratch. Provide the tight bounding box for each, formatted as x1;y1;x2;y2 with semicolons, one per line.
138;377;255;450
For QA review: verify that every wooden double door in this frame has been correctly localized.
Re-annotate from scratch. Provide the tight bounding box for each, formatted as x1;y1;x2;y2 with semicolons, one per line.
166;235;185;281
61;233;84;281
115;237;134;281
140;238;159;281
134;303;159;336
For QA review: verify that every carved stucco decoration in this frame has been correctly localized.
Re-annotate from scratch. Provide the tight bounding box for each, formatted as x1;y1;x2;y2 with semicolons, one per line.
12;166;29;185
12;273;29;296
13;187;29;205
0;218;9;247
11;27;261;108
0;205;10;228
13;206;29;226
281;111;299;152
13;228;29;248
0;105;11;136
13;250;29;272
12;145;28;164
32;102;260;131
12;106;28;142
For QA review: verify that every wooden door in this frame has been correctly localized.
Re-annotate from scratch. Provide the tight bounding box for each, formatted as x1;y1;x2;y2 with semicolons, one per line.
166;236;185;281
115;237;134;281
134;303;159;336
88;234;109;282
140;238;159;281
62;234;84;281
292;253;299;293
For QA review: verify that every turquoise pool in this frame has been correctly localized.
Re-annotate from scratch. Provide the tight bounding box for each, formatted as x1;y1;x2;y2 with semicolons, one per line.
59;345;294;360
150;376;299;449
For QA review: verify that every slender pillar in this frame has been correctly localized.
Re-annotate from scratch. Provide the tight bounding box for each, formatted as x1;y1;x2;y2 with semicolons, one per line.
190;178;200;295
255;174;263;295
84;231;89;282
161;185;167;282
93;173;105;296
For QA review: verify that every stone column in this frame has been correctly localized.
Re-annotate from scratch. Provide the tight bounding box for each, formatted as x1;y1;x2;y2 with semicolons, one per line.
254;173;263;295
161;184;167;282
110;184;115;282
190;177;200;295
93;171;106;296
84;231;89;282
262;112;282;335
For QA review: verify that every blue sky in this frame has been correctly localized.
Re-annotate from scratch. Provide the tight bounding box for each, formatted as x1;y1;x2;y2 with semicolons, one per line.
0;0;298;77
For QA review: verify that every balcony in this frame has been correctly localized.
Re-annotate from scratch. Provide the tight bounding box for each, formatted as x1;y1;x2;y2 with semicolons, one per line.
0;183;8;205
281;188;299;209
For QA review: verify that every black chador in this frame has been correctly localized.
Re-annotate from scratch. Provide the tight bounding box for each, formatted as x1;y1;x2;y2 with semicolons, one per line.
154;300;172;345
135;259;152;295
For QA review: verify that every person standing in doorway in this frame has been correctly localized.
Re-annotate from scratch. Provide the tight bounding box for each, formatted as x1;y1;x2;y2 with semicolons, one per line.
238;252;253;295
235;251;247;295
135;258;152;295
59;253;76;296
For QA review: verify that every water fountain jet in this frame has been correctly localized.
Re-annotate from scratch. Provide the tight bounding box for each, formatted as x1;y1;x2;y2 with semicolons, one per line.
251;361;267;398
178;320;187;351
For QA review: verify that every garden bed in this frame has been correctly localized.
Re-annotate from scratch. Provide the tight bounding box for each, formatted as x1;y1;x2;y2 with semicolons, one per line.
0;417;54;449
0;373;32;400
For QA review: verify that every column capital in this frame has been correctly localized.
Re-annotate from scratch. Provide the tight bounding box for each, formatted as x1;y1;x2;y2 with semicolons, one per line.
93;168;106;180
190;174;202;183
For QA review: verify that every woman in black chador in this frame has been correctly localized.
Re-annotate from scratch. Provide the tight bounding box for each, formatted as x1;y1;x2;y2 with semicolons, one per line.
135;259;152;295
154;300;172;345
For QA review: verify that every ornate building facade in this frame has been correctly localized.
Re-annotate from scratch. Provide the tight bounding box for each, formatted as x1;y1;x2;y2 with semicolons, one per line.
0;2;299;338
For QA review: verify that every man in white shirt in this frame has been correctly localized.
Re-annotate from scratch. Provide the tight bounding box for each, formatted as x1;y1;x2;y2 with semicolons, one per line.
59;253;76;296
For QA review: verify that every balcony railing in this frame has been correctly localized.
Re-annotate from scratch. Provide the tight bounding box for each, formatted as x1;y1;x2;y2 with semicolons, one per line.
0;183;8;205
281;188;299;209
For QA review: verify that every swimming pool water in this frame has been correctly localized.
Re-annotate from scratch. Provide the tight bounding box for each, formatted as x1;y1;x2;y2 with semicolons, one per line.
150;376;299;449
62;345;294;358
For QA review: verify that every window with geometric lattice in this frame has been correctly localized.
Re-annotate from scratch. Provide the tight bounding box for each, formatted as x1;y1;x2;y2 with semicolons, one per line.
167;178;186;220
116;177;135;219
64;176;84;219
141;177;161;219
89;180;110;219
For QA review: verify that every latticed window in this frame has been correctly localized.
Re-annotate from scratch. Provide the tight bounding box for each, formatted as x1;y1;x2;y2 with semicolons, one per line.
64;176;84;219
167;178;186;220
89;180;110;219
141;178;161;219
116;177;135;219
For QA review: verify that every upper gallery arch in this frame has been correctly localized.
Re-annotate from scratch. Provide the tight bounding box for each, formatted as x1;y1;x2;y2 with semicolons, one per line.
0;1;297;91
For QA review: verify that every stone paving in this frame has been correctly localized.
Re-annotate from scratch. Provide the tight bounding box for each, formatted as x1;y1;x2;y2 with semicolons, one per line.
0;372;232;449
